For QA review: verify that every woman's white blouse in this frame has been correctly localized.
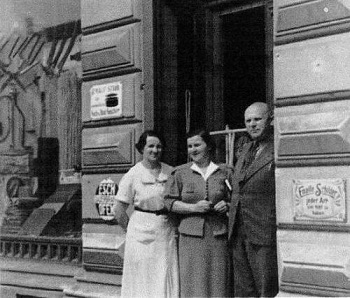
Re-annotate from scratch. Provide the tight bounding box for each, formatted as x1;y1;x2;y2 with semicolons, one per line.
115;162;173;211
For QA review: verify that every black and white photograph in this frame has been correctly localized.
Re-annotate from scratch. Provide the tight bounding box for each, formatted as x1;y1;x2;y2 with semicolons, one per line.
1;0;350;297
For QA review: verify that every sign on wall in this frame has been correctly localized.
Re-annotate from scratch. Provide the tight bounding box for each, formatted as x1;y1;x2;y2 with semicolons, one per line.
90;82;122;120
0;154;30;174
293;179;346;222
94;178;118;221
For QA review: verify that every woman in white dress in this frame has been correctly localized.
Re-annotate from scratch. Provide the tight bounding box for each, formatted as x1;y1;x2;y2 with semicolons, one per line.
113;130;179;298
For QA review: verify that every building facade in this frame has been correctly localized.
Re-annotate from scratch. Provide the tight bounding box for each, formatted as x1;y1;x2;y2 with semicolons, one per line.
1;0;350;297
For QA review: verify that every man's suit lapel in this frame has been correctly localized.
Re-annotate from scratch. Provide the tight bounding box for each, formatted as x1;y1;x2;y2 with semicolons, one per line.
244;141;274;182
236;143;251;183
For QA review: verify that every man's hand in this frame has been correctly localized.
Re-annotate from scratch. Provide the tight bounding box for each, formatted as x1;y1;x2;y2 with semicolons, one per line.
214;200;228;214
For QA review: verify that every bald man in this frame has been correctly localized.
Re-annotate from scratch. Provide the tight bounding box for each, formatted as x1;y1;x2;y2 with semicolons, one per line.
228;102;278;297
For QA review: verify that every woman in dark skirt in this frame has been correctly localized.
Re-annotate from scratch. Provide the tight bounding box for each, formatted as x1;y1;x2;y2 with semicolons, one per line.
164;129;234;297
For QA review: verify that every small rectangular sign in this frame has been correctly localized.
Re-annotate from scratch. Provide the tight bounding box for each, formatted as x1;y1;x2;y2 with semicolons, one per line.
293;179;346;222
0;154;30;174
90;81;122;120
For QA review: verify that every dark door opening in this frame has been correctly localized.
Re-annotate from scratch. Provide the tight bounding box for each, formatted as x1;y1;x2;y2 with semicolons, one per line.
155;3;270;165
222;7;266;129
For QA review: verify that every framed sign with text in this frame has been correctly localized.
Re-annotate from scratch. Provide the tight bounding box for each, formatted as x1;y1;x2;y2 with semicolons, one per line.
293;179;346;222
90;81;122;120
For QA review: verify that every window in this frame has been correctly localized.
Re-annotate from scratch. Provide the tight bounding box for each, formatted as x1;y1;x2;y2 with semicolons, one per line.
0;0;82;239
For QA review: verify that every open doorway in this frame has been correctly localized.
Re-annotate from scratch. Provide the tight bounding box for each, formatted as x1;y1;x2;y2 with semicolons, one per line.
222;7;266;129
222;6;267;129
209;4;271;164
155;1;272;165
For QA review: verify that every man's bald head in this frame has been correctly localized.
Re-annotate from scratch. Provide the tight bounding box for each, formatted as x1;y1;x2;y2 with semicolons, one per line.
244;102;272;141
244;102;270;118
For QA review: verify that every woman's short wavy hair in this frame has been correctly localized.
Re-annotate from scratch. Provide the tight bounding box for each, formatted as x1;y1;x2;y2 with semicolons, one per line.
186;128;215;153
135;130;166;154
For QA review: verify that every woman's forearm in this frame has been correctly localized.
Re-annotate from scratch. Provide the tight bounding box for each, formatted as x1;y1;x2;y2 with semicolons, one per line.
171;201;197;214
113;201;130;231
171;199;212;214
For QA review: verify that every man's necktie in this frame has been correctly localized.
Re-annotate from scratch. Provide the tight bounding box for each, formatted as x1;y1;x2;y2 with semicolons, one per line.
242;142;259;172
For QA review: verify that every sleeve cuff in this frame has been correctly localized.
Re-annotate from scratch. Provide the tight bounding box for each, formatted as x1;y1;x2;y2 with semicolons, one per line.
164;197;177;212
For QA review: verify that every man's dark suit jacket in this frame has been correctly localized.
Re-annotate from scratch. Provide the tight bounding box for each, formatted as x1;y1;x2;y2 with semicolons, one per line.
228;138;276;246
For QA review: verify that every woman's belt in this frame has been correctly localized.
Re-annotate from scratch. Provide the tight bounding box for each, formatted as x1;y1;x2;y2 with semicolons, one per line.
134;206;225;216
134;206;168;215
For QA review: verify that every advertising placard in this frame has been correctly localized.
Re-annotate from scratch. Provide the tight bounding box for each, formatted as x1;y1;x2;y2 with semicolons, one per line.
94;178;118;221
90;82;122;120
293;179;346;222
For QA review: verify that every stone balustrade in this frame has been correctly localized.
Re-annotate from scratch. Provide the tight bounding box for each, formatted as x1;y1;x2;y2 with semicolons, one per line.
0;234;82;264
